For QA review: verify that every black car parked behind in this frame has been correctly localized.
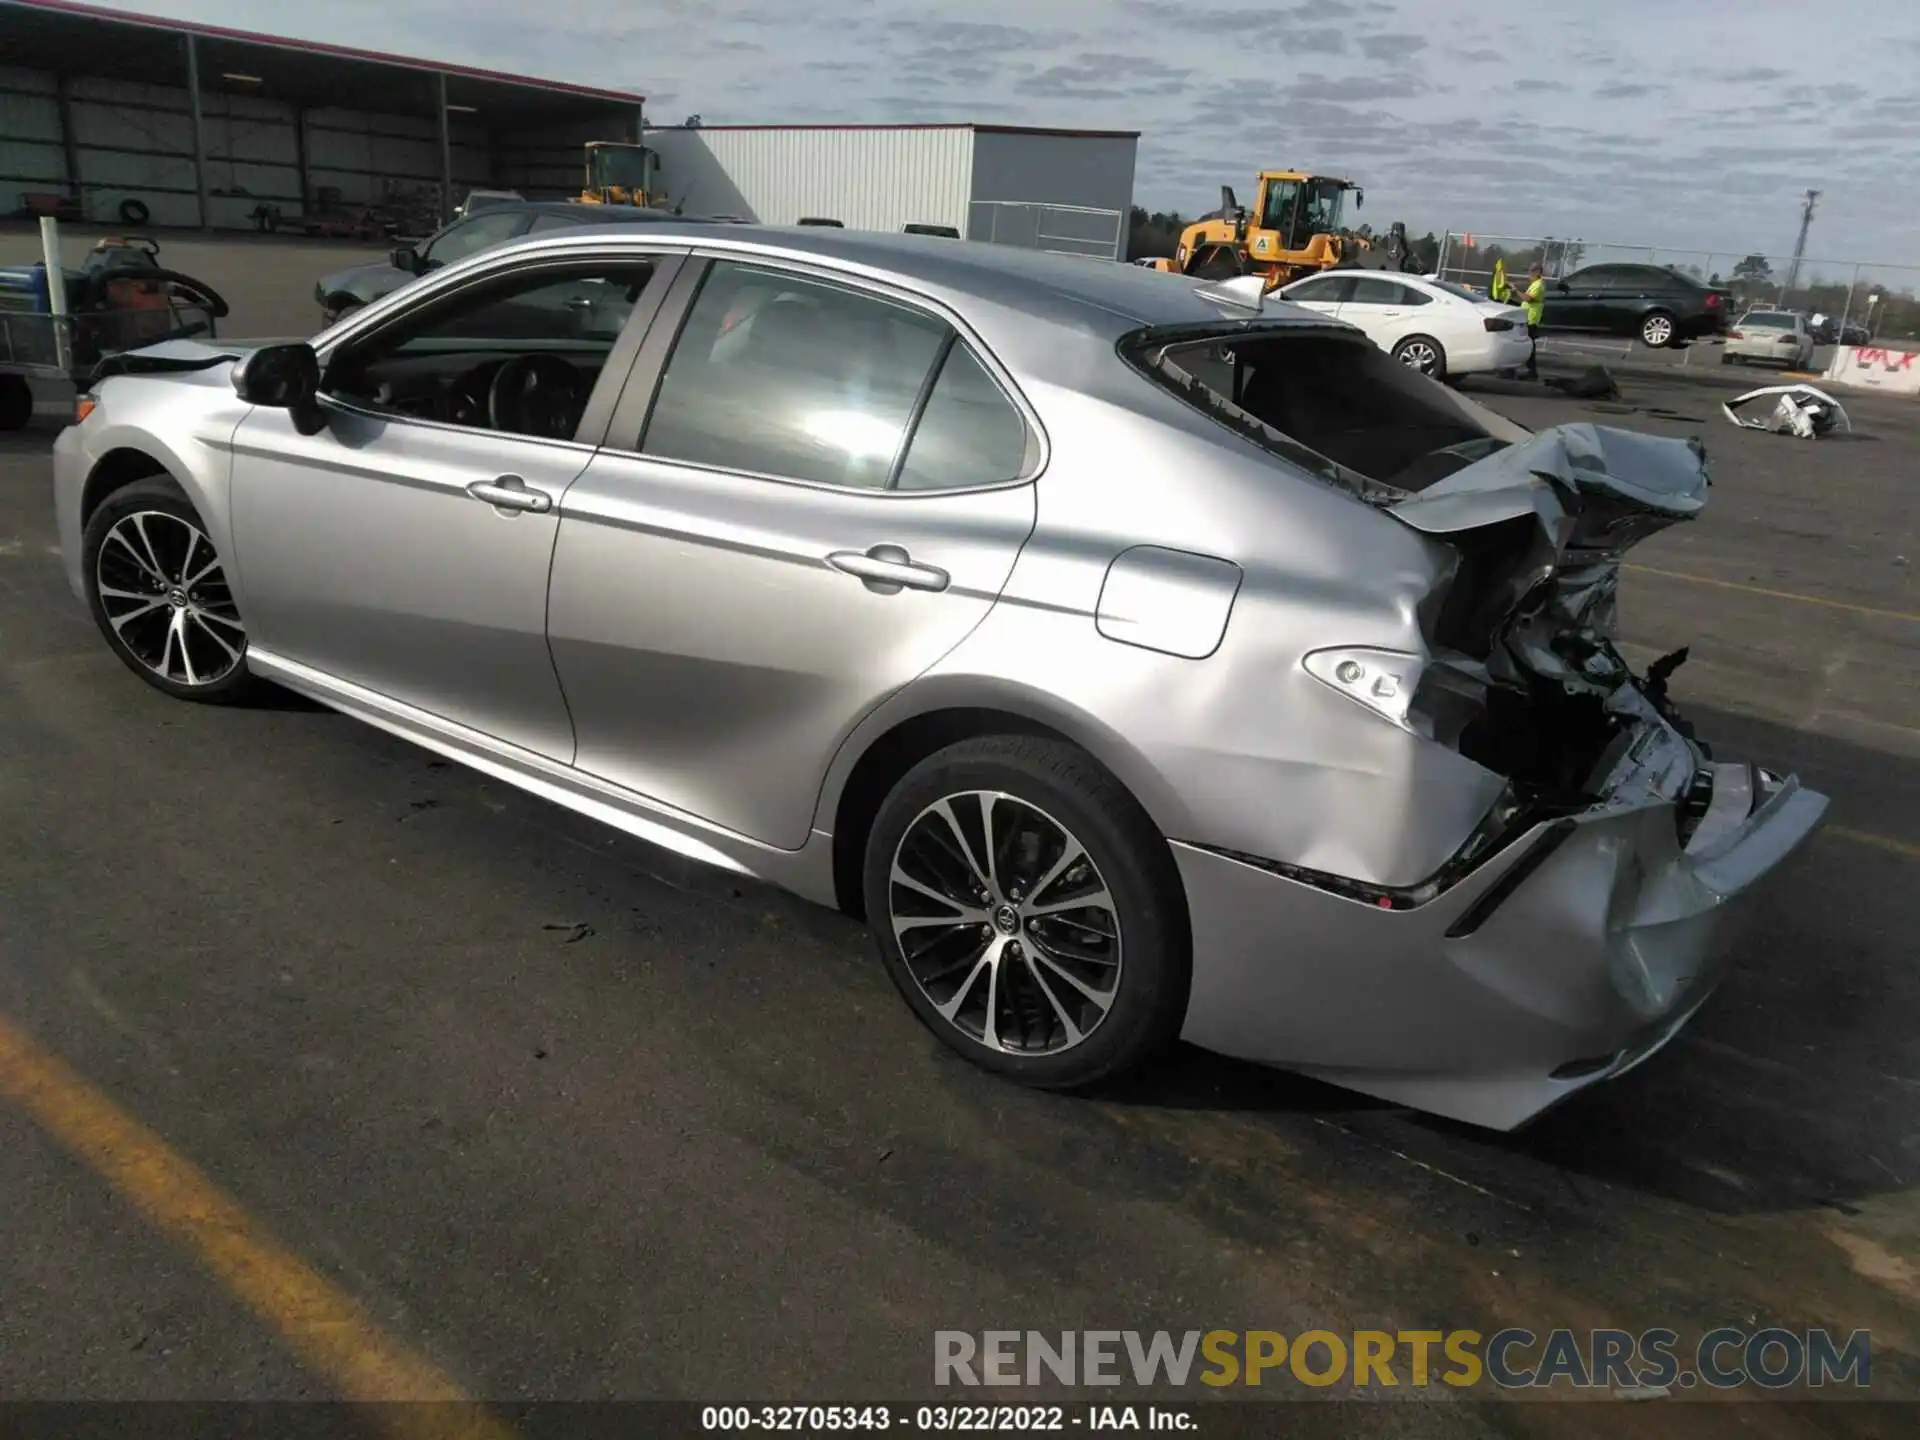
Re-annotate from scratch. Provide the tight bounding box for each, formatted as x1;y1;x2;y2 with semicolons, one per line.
1536;263;1733;349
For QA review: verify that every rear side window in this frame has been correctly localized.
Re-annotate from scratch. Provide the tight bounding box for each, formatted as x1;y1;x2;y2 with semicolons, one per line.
1284;275;1350;304
641;261;948;489
896;343;1029;491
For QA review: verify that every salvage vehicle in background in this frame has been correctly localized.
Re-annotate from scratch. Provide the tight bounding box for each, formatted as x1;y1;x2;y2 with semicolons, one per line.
1275;270;1530;380
54;226;1827;1130
1537;263;1733;348
1724;309;1815;369
313;200;691;325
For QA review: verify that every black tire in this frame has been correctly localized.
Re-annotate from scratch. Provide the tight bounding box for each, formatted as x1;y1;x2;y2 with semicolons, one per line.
119;197;150;225
862;736;1190;1091
82;475;257;705
1639;309;1678;348
1391;333;1448;380
0;374;31;431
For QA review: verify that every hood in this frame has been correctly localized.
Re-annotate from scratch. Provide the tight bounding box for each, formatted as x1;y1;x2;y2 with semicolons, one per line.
87;336;273;387
318;260;406;301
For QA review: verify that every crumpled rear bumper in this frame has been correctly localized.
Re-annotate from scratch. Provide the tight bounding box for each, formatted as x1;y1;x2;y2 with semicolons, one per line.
1174;759;1829;1130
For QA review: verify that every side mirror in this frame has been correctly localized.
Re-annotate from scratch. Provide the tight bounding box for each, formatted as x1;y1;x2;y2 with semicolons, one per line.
232;342;325;435
391;245;420;273
1354;188;1364;210
1556;280;1571;293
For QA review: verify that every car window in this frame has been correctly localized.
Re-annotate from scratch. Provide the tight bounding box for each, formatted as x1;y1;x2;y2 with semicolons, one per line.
640;261;949;489
1423;278;1487;303
322;260;659;437
1562;268;1615;291
1285;275;1350;304
895;343;1030;491
420;211;526;268
526;212;585;234
1347;277;1409;305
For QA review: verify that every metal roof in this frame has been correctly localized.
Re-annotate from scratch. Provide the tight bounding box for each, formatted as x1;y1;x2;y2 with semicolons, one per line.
447;222;1318;339
658;123;1142;141
0;0;645;122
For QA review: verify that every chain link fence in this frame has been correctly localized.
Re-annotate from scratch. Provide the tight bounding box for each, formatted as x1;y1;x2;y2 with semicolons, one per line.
1431;231;1920;366
967;202;1125;262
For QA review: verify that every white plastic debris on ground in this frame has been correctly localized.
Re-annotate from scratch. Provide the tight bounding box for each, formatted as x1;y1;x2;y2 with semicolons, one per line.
1722;384;1851;439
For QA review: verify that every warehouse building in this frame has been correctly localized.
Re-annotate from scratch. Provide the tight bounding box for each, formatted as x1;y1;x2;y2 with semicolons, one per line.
647;123;1139;260
0;0;644;234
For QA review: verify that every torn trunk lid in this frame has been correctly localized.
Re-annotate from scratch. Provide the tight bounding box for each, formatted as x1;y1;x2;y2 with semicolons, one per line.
1386;423;1709;546
1388;424;1713;806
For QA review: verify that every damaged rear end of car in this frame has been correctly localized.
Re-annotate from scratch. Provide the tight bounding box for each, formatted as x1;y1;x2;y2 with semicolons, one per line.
1122;318;1830;1129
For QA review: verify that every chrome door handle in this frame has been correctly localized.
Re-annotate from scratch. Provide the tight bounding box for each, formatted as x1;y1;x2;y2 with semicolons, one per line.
826;544;950;594
467;475;552;514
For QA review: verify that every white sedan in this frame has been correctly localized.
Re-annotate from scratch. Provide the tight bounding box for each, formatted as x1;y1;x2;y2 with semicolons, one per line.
1275;271;1532;381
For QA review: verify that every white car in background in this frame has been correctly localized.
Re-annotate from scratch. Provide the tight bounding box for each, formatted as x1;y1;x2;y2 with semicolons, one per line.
1724;309;1815;370
1275;271;1531;381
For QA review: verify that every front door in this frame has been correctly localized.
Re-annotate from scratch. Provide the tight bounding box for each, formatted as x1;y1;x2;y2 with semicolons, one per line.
229;252;673;761
546;257;1040;848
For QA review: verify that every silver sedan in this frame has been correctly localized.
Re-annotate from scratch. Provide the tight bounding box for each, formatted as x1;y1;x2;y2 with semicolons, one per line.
52;225;1829;1129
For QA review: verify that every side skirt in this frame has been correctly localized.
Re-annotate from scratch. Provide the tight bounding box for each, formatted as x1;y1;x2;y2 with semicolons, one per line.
244;647;842;908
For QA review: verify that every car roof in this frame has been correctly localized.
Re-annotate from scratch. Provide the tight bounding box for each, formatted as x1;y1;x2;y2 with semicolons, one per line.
519;201;689;223
489;223;1337;336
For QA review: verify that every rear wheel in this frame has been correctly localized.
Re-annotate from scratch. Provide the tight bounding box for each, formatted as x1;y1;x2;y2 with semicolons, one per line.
1639;310;1677;348
82;476;256;704
863;736;1190;1091
1391;334;1447;380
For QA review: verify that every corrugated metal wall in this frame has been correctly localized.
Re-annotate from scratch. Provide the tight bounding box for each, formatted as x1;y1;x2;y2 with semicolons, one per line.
967;131;1137;258
0;63;490;229
649;127;974;232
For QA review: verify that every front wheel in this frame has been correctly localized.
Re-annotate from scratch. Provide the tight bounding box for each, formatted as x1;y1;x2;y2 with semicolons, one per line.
863;736;1190;1090
82;476;256;704
1639;310;1677;348
1391;334;1447;379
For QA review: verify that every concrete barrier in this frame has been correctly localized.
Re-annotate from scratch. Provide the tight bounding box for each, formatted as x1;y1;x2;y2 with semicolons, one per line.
1821;345;1920;395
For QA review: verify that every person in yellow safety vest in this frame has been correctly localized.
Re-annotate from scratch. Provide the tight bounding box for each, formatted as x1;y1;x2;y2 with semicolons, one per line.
1489;257;1512;303
1519;262;1546;379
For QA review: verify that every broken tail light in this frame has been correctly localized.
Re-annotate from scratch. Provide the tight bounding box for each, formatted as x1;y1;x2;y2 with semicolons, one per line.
1484;317;1515;332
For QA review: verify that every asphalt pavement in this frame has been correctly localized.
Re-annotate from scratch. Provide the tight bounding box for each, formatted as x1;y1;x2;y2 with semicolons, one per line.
1;366;1917;1435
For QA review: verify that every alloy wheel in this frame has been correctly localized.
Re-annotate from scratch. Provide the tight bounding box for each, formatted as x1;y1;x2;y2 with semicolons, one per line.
95;510;246;687
1397;339;1440;374
888;790;1122;1056
1642;314;1674;346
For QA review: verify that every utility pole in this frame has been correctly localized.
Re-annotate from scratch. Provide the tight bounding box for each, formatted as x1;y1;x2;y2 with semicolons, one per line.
1779;188;1820;303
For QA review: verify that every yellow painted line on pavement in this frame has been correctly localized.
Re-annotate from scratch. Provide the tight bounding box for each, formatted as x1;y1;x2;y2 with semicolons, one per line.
1828;826;1920;863
0;1012;513;1440
1623;563;1920;623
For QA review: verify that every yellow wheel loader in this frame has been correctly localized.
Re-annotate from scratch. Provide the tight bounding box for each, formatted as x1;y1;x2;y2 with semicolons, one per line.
579;141;661;208
1147;171;1415;289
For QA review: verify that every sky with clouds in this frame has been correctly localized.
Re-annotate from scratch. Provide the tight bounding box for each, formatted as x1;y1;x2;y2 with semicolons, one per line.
97;0;1920;265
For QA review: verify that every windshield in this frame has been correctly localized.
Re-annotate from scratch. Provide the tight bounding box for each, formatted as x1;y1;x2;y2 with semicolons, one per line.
591;145;655;188
1302;180;1347;236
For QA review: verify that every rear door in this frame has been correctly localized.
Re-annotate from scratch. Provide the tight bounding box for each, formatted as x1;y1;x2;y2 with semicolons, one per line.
1334;275;1417;346
1277;272;1353;318
545;256;1041;848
